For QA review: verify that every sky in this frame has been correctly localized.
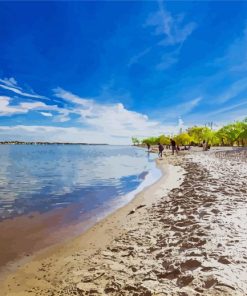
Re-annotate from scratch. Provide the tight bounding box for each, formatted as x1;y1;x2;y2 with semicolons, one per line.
0;1;247;144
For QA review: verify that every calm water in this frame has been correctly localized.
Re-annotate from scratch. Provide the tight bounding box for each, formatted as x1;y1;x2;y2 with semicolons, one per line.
0;145;160;222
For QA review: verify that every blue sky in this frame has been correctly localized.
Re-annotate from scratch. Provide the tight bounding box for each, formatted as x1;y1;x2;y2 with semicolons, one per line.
0;1;247;144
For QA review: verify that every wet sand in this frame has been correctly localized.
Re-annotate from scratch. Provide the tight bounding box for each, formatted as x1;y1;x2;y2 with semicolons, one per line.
0;202;115;269
0;160;161;272
1;149;247;295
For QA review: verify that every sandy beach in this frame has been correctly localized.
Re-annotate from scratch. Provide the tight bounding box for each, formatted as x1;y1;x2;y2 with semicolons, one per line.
1;148;247;295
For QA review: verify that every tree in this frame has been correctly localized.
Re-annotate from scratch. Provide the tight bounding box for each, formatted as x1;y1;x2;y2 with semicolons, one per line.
216;123;245;146
142;136;160;145
187;126;212;144
174;133;192;146
234;121;247;146
203;129;219;146
131;137;140;146
158;135;170;145
137;119;247;148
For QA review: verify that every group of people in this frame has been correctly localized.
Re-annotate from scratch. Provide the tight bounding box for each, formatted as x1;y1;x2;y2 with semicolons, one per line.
147;139;208;159
146;139;179;159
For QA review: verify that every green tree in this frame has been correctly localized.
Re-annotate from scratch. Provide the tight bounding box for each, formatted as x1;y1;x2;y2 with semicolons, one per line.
158;135;170;145
142;136;160;145
216;122;246;146
203;129;219;146
174;133;192;146
187;126;212;144
131;137;140;146
138;119;247;148
234;121;247;146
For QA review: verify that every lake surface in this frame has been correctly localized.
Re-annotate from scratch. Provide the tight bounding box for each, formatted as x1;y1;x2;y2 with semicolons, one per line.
0;145;160;223
0;145;161;268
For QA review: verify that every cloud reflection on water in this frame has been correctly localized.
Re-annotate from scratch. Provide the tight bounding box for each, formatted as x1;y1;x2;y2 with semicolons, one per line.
0;145;158;220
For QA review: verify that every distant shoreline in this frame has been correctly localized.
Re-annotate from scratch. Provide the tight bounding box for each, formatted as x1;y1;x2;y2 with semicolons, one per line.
0;141;109;145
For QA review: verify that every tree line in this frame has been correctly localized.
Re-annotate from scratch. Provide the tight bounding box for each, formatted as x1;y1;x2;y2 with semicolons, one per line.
132;118;247;147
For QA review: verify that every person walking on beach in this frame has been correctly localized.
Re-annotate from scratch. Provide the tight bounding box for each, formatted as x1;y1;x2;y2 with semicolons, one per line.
170;139;178;155
147;143;150;151
202;140;207;151
158;143;164;159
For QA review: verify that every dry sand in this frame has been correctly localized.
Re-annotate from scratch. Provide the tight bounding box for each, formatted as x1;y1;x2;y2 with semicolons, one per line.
0;149;247;295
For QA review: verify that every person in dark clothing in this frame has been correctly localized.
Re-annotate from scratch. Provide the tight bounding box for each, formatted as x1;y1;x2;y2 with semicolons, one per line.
158;143;164;159
170;139;178;155
202;140;207;151
147;143;150;151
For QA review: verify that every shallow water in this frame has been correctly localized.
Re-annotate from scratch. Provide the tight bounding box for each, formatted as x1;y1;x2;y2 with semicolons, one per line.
0;145;162;268
0;145;160;221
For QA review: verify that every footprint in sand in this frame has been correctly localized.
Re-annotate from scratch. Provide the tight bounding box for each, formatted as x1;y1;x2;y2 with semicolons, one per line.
203;277;218;289
136;204;146;210
176;274;194;287
175;220;195;227
181;238;206;249
160;269;181;280
180;259;202;271
218;256;231;265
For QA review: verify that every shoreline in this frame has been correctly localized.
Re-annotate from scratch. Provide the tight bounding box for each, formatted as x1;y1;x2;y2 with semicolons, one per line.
0;155;183;294
0;156;162;273
2;149;246;295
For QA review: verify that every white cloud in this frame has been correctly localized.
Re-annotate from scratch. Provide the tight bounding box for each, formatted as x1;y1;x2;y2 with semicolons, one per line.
0;96;25;116
0;81;74;121
156;51;179;70
154;97;201;120
200;25;247;106
53;87;92;107
0;87;184;144
19;101;46;109
213;26;247;74
55;89;204;141
128;47;152;66
53;110;71;122
0;96;57;116
0;77;19;88
0;84;201;144
129;3;196;67
0;77;47;100
146;1;196;46
40;112;53;117
54;88;178;139
0;124;179;145
180;97;201;112
215;77;247;103
185;100;247;127
207;101;247;118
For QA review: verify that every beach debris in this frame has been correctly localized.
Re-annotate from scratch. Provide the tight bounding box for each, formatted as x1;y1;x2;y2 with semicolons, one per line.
129;265;137;273
136;204;146;210
216;282;236;291
21;151;247;296
157;266;181;280
128;204;146;216
203;276;218;289
218;256;231;265
180;259;202;271
104;281;121;293
171;205;179;212
177;274;194;287
76;282;100;294
127;209;135;215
